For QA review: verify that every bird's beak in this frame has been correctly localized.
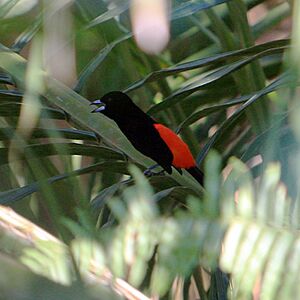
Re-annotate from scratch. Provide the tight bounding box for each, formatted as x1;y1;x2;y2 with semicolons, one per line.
90;99;106;113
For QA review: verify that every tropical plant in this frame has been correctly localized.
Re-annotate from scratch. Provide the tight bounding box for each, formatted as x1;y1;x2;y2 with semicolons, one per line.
0;0;297;299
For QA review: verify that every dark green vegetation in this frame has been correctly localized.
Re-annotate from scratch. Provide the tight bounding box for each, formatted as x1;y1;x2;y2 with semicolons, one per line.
0;1;298;299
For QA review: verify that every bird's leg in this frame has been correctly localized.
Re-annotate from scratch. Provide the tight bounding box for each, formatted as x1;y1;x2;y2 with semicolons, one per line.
144;164;165;177
144;164;159;176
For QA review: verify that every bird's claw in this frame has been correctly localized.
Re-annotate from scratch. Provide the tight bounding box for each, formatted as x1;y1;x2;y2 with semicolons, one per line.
144;169;165;177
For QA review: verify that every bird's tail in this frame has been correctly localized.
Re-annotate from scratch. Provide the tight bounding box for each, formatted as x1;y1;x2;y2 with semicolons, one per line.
186;166;204;186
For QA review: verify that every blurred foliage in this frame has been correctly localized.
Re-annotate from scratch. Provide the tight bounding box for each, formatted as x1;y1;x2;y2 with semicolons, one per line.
0;0;298;299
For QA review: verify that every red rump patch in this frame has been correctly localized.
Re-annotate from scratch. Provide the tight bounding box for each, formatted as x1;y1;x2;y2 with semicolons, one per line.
154;123;196;169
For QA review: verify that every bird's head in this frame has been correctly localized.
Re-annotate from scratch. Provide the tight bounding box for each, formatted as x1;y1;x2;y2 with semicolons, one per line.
90;91;135;121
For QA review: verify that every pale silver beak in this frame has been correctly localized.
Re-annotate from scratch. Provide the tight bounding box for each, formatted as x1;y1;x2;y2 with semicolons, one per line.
90;99;106;113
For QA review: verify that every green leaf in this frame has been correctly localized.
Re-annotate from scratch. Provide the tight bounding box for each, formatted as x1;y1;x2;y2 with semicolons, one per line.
0;143;123;165
154;186;197;203
204;151;222;218
74;33;132;93
147;46;289;115
86;1;130;29
0;102;66;119
0;73;14;85
171;0;231;20
124;39;289;95
87;0;231;29
196;72;294;164
176;73;289;132
0;89;23;101
0;127;97;141
11;14;42;52
91;181;126;211
0;161;129;204
260;233;294;300
0;0;19;18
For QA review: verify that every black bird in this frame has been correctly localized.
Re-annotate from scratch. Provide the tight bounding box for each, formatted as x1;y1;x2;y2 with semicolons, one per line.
91;91;203;185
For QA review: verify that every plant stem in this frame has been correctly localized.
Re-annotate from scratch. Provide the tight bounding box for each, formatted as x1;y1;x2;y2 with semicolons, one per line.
206;1;270;133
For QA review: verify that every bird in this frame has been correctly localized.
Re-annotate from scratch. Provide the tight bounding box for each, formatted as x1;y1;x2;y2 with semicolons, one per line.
90;91;204;185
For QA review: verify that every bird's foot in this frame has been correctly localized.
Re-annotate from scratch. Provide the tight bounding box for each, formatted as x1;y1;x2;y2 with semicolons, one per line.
144;170;165;177
144;166;165;177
